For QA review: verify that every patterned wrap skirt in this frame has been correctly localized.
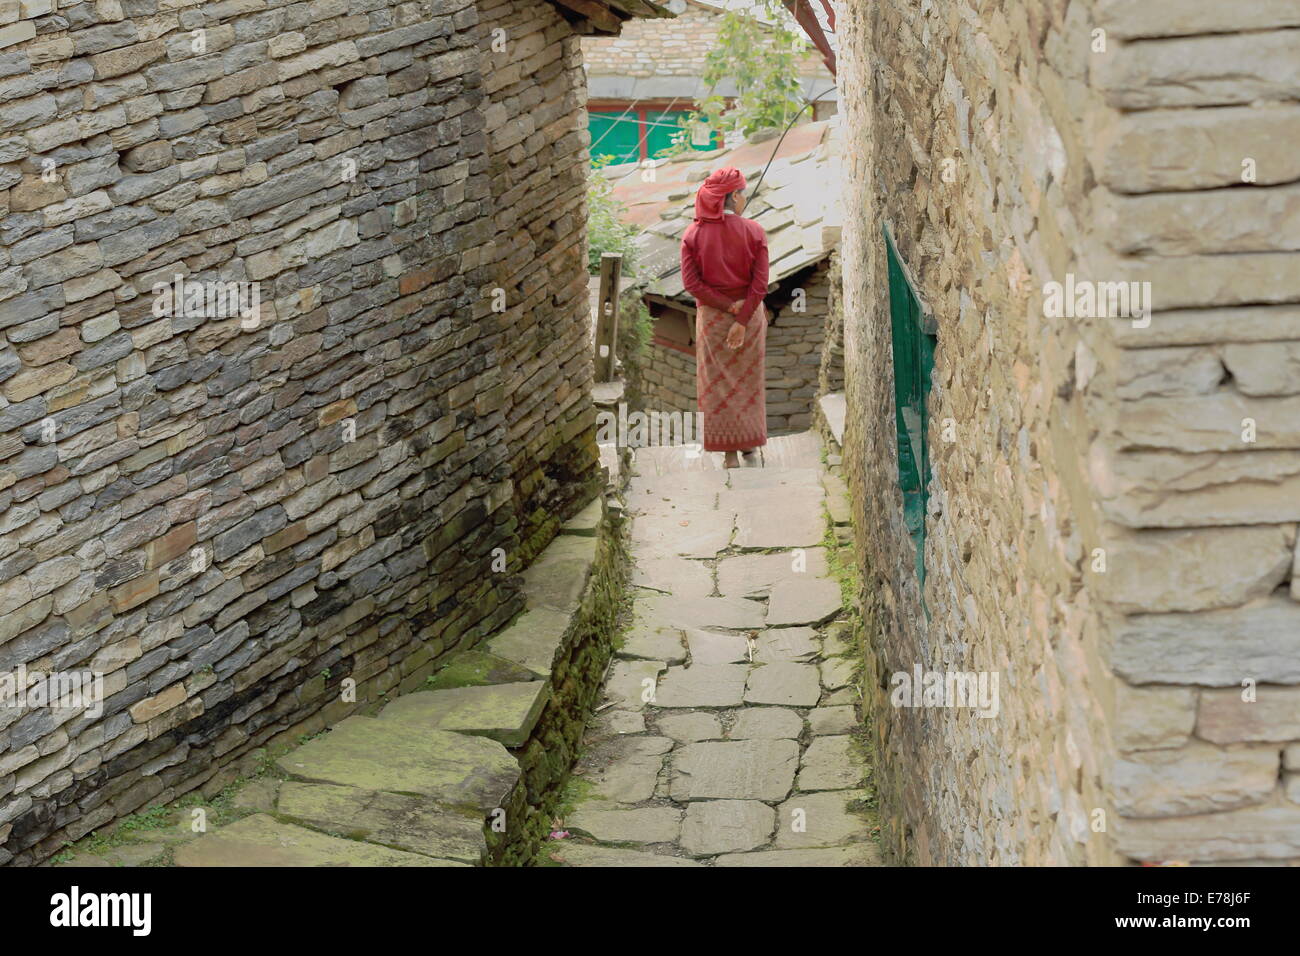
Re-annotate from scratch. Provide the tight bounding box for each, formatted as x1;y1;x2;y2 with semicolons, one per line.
695;302;767;453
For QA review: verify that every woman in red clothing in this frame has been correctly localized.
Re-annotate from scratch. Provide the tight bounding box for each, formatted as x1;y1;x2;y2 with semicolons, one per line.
680;166;770;469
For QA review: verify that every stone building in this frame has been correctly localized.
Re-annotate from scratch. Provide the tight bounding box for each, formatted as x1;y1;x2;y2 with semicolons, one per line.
827;0;1300;865
0;0;664;865
611;117;842;436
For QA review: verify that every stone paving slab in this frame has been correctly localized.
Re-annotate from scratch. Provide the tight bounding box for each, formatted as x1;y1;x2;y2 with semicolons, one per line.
657;712;724;741
484;607;571;678
776;789;871;849
810;705;857;735
728;707;804;739
767;578;844;627
568;807;683;844
670;739;799;801
716;549;830;598
631;511;734;559
599;710;647;735
820;657;856;691
631;555;715;598
713;844;882;867
277;717;519;810
276;783;486;863
654;664;749;708
753;627;820;663
174;814;456;867
618;624;688;664
685;629;751;664
744;662;822;706
380;681;548;747
626;489;722;517
680;800;775;856
797;735;861;792
606;659;666;710
587;736;674;803
724;467;824;490
553;844;704;867
638;593;765;631
733;494;825;549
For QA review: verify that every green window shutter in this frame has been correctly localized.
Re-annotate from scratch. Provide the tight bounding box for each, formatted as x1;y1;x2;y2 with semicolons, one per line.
587;111;642;166
884;225;936;588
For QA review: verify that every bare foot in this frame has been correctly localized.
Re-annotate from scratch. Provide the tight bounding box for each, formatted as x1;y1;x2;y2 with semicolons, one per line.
723;451;740;469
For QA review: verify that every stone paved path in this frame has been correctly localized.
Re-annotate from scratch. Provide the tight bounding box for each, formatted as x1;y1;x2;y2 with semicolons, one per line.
551;434;882;866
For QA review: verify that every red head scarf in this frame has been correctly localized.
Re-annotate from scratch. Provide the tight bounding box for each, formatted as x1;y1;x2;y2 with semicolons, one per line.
693;166;747;223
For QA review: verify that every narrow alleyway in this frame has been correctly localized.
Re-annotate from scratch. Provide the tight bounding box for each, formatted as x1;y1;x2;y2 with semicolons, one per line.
552;433;882;866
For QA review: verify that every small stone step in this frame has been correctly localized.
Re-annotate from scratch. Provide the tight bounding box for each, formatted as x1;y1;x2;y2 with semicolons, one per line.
173;814;455;867
485;607;571;678
561;497;602;536
425;649;537;689
381;681;548;748
523;535;597;612
277;783;486;864
277;717;519;810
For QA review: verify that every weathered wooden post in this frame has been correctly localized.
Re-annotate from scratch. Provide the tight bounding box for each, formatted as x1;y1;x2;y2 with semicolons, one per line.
593;251;622;383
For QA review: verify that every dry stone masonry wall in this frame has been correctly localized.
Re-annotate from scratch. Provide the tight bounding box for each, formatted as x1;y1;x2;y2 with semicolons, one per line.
839;0;1300;866
0;0;600;864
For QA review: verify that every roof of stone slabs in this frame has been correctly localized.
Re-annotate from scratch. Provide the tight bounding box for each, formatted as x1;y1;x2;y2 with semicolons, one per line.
607;116;842;302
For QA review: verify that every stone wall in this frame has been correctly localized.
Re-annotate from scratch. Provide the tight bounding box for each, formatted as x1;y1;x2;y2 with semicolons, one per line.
1090;0;1300;865
0;0;599;865
581;1;828;81
480;0;601;565
838;0;1300;866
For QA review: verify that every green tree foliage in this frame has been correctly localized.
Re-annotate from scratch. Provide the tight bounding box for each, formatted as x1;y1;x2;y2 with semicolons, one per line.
661;1;809;155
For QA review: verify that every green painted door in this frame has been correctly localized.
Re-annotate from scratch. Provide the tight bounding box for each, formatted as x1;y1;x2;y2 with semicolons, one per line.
885;226;936;588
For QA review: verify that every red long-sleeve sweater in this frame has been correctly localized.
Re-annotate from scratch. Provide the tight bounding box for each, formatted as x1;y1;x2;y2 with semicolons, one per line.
680;213;769;325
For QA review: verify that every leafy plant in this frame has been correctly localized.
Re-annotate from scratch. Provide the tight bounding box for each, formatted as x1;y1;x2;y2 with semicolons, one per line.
586;156;640;275
661;1;809;155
